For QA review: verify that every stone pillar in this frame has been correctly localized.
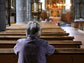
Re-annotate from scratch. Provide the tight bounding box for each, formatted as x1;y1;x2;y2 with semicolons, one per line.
81;0;84;18
75;4;80;18
27;0;32;21
70;0;75;21
16;0;32;24
71;0;84;20
0;0;6;31
74;0;80;19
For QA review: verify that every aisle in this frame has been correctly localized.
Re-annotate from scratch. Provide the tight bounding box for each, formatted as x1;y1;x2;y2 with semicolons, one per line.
62;27;84;48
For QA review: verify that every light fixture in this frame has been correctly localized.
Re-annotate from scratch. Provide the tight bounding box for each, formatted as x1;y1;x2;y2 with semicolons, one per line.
38;2;42;13
32;2;39;13
32;1;42;21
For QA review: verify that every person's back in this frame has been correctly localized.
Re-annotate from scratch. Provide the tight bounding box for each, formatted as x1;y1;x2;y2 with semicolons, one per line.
14;21;55;63
23;41;40;63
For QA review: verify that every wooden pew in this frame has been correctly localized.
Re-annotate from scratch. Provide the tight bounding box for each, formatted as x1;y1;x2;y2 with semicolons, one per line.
40;36;74;40
0;35;74;40
6;22;65;33
42;28;65;33
1;29;65;33
0;40;81;48
6;26;62;30
4;22;67;37
6;27;64;30
42;32;69;36
6;22;61;30
0;32;69;36
0;48;84;63
39;22;61;29
48;41;82;48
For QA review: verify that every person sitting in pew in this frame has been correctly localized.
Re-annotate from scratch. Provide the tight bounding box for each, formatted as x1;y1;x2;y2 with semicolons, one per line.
14;21;55;63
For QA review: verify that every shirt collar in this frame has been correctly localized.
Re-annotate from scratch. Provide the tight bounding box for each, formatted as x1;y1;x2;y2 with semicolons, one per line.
27;36;38;41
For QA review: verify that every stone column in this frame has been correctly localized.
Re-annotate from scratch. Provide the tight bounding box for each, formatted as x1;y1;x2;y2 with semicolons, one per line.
81;0;84;18
75;4;80;18
27;0;32;21
0;0;6;31
70;0;75;21
16;0;32;24
74;0;80;19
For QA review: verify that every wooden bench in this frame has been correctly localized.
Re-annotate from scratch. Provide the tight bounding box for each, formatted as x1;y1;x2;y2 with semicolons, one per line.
42;32;69;36
0;40;81;48
6;22;61;30
39;22;62;29
0;32;69;36
42;30;66;33
0;35;74;40
41;28;64;30
6;22;65;33
0;48;84;63
6;27;64;30
41;28;65;33
1;29;65;33
48;41;82;48
6;27;62;30
40;36;74;40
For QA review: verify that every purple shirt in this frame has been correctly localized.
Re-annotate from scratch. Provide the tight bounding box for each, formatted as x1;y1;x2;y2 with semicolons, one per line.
14;37;55;63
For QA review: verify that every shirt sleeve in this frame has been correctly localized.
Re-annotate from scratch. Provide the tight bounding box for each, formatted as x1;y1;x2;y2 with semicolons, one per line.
46;44;55;56
14;39;22;55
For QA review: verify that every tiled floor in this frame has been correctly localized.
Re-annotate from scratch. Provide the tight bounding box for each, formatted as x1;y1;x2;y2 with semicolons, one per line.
61;27;84;48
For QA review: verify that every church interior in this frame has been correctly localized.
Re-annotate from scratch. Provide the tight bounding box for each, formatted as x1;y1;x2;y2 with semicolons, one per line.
0;0;84;63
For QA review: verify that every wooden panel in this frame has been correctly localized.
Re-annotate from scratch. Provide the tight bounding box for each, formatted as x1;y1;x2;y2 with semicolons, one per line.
0;53;84;63
47;54;84;63
0;48;84;63
0;54;17;63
